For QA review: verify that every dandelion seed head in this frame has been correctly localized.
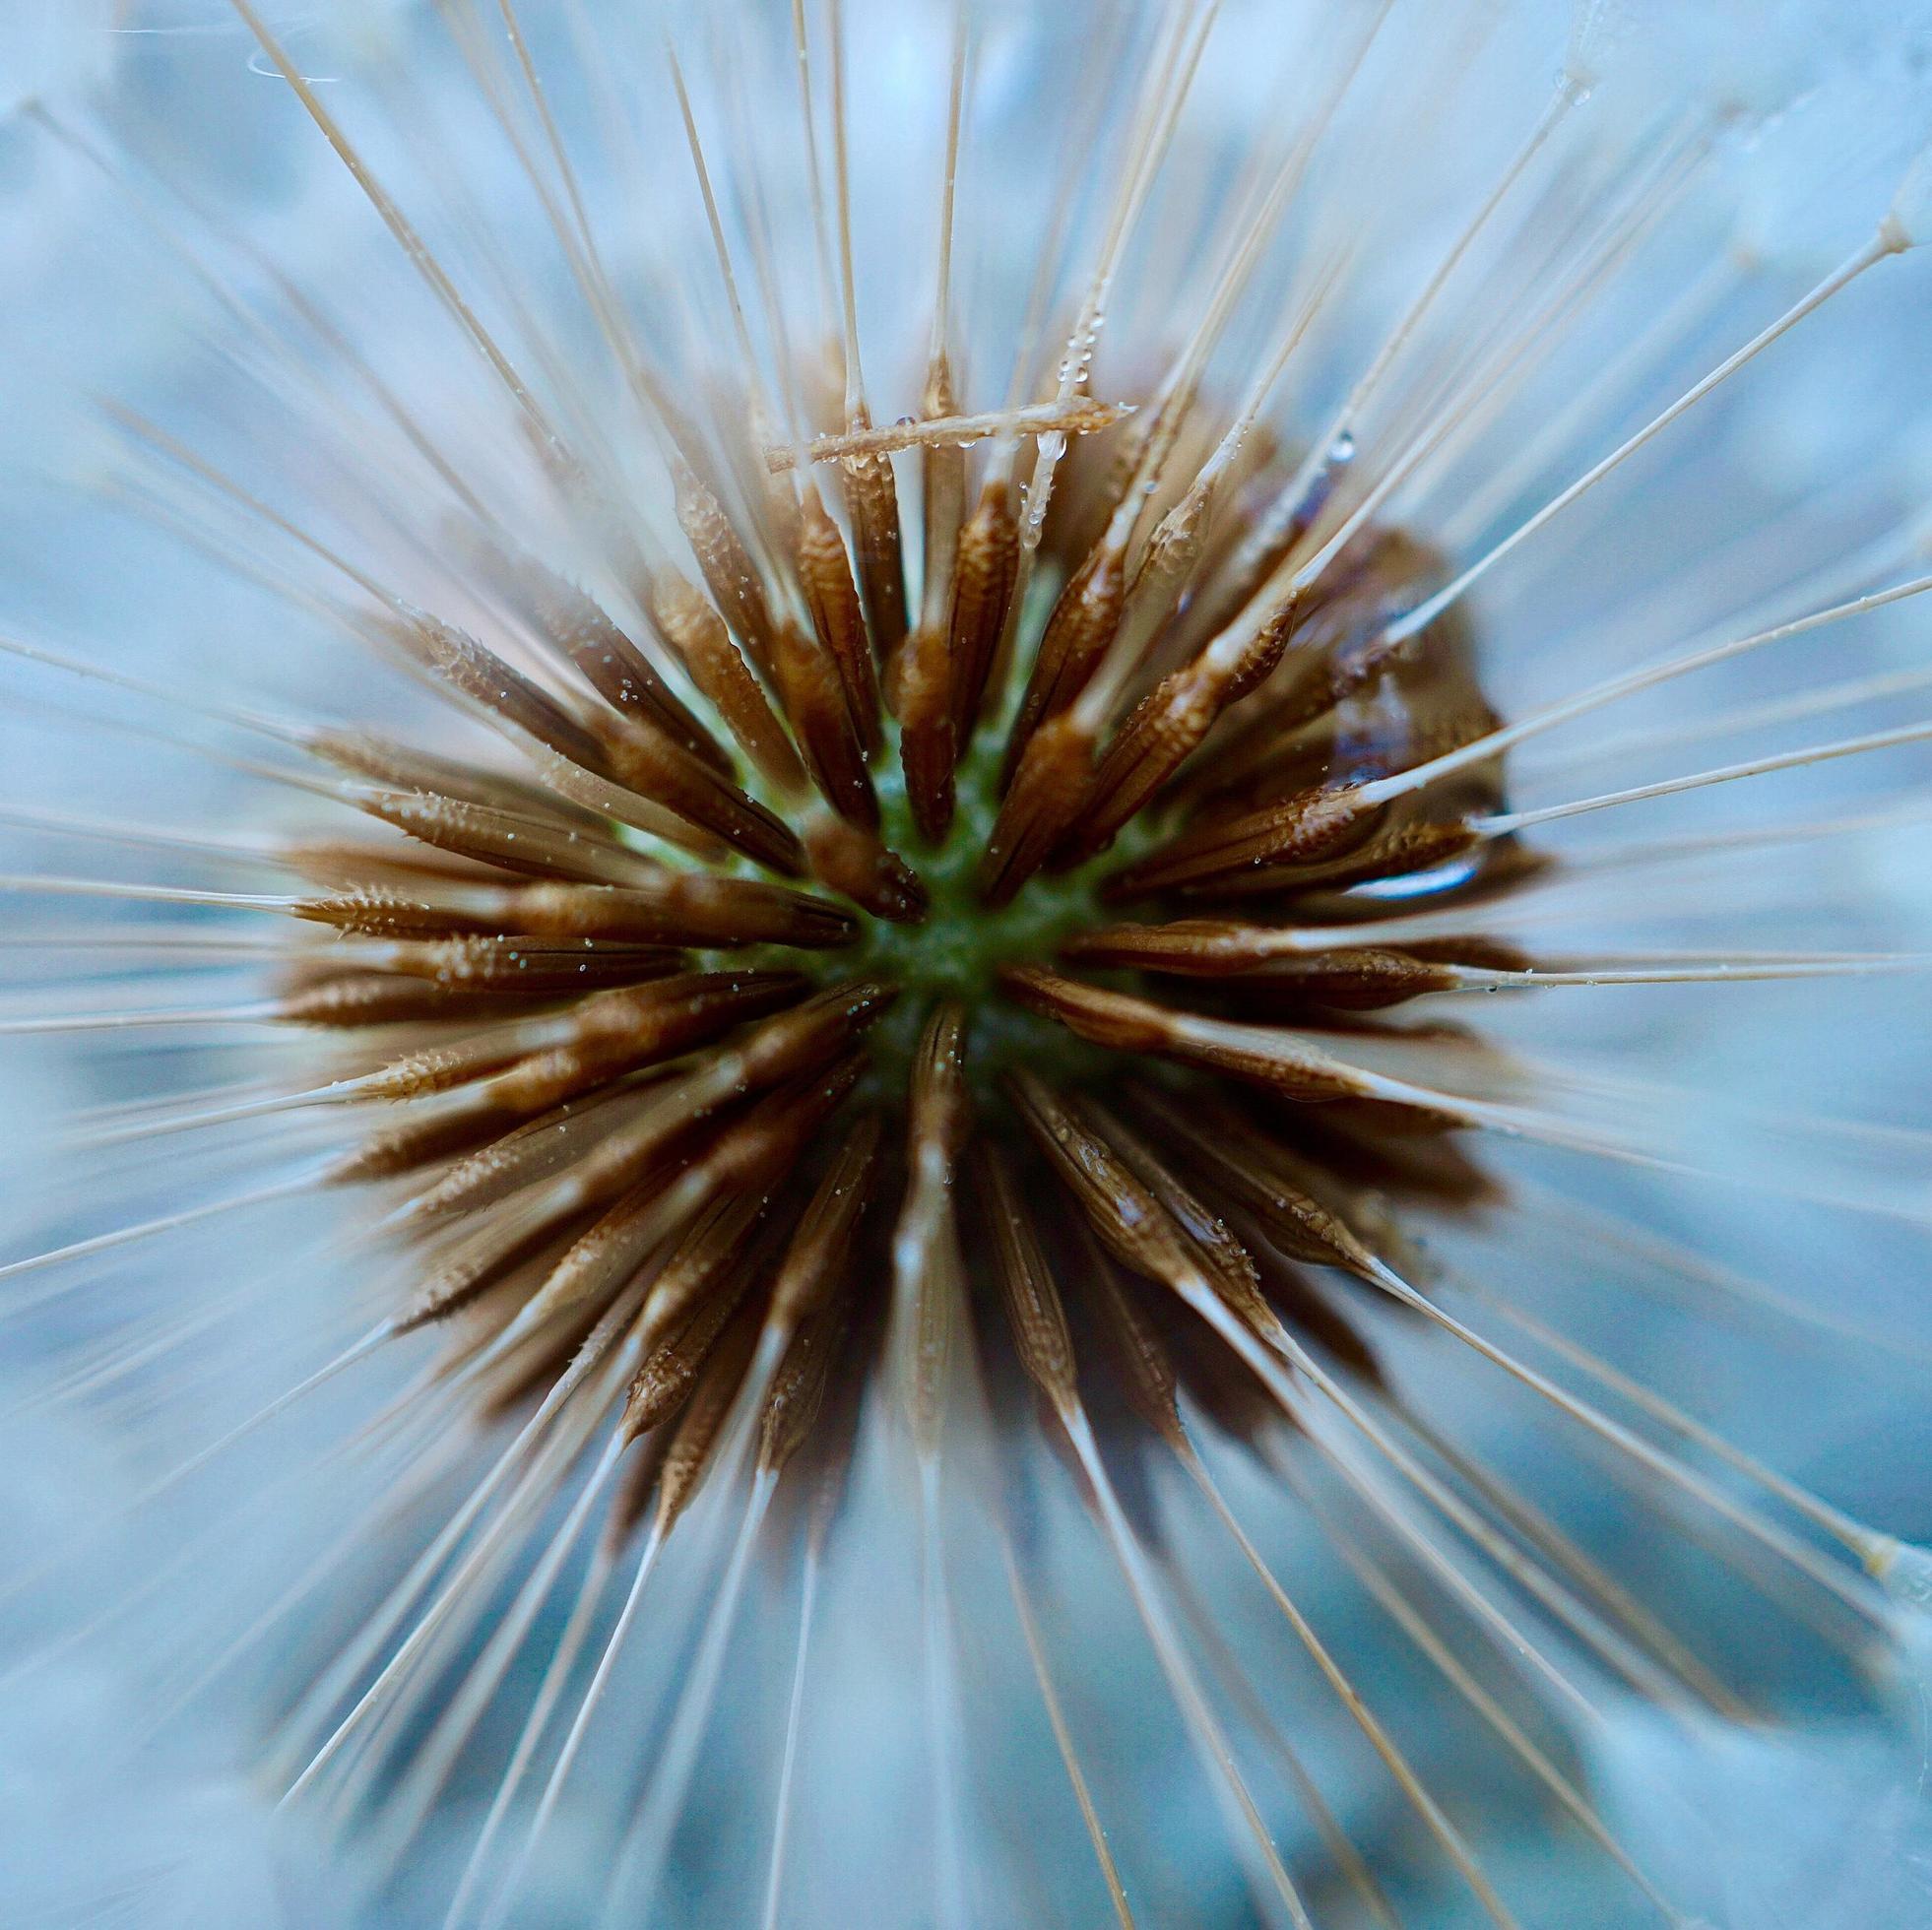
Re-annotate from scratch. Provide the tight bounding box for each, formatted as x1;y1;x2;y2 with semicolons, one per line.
6;1;1932;1925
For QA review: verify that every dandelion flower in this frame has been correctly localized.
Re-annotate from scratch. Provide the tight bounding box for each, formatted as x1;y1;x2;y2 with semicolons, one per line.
5;2;1932;1925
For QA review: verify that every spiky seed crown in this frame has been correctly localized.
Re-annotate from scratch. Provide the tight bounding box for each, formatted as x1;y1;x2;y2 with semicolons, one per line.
9;2;1932;1925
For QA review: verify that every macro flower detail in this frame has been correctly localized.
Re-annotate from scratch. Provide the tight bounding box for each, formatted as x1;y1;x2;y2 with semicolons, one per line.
5;1;1932;1925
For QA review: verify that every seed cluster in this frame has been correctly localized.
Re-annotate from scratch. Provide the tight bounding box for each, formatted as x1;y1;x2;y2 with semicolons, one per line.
22;5;1929;1921
274;401;1514;1551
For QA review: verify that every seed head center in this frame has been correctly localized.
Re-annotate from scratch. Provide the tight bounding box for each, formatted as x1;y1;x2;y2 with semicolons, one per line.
839;728;1118;1092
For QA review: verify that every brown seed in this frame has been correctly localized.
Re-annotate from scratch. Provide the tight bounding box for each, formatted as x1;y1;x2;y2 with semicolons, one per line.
1127;1089;1379;1279
945;478;1020;745
451;973;810;1126
1058;596;1300;867
644;566;808;796
1217;948;1466;1011
379;611;610;773
271;973;525;1028
1004;1073;1205;1308
346;936;683;996
348;788;665;888
487;549;731;775
977;1144;1078;1412
674;461;780;677
839;434;909;665
653;1293;766;1532
770;616;880;830
890;1005;972;1449
1101;783;1385;899
584;708;806;876
998;967;1376;1104
797;483;883;754
1076;1219;1186;1446
296;874;858;950
635;1192;778;1360
766;1113;883;1336
354;1018;576;1105
895;619;958;846
1085;1102;1272;1317
308;730;614;834
800;813;929;923
394;1198;594;1333
977;714;1095;909
622;1250;763;1443
758;1299;852;1477
395;1084;668;1226
1000;538;1126;785
1060;917;1281;974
